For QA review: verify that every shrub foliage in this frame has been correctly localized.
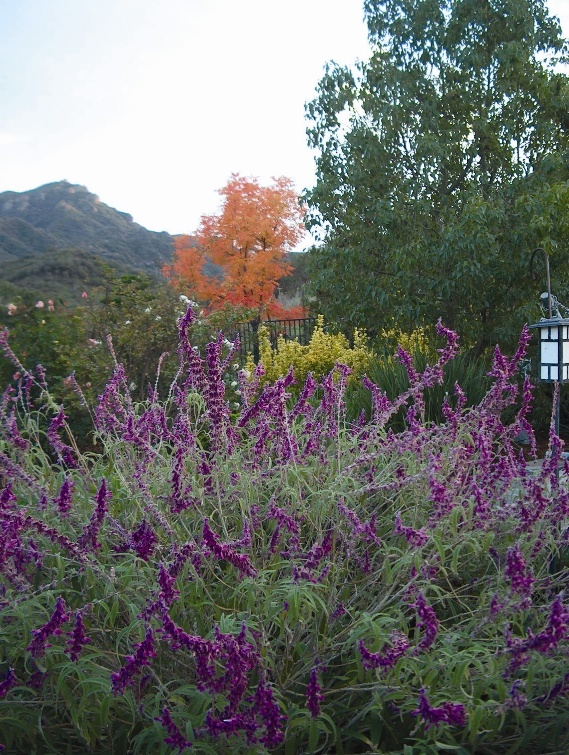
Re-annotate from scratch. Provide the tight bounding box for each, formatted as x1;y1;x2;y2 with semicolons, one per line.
0;311;568;754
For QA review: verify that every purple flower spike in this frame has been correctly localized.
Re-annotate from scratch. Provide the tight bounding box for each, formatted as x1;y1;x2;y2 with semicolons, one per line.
156;707;193;753
201;518;257;577
0;669;17;698
393;512;429;547
66;611;92;661
306;664;325;718
53;477;74;516
505;543;534;598
359;630;410;670
47;407;77;467
78;478;111;550
131;519;158;561
253;676;285;749
111;626;157;695
412;592;439;653
27;596;70;657
412;688;466;730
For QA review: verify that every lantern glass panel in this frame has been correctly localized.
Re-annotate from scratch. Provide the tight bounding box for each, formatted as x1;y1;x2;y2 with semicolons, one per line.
548;326;559;341
541;366;550;380
563;341;569;365
542;341;558;363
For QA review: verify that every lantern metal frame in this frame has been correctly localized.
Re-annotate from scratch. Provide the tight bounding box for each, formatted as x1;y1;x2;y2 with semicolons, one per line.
528;317;569;384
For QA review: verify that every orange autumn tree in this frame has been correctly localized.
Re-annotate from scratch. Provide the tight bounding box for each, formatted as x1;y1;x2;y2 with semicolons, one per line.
165;174;306;318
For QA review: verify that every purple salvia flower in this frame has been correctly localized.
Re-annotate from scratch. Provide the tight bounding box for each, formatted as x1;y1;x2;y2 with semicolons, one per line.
338;499;381;546
66;610;92;661
204;711;255;742
157;563;180;607
542;595;569;650
359;630;410;670
111;627;157;695
306;664;325;719
65;371;90;408
509;595;569;660
35;363;48;391
0;452;47;493
330;603;346;622
267;501;300;542
27;596;70;657
489;593;504;617
0;483;17;510
293;531;333;582
27;670;46;689
177;306;206;394
506;680;527;710
156;707;193;753
435;320;460;365
361;375;392;423
95;364;129;433
505;543;534;598
252;675;285;749
412;687;466;730
4;408;28;450
46;408;77;467
304;530;333;571
78;478;111;550
131;519;158;561
201;518;257;577
0;668;17;698
160;609;215;670
169;446;196;512
53;477;74;516
290;372;318;419
204;334;235;455
197;455;214;495
393;512;429;547
168;542;198;579
412;592;439;653
23;515;85;560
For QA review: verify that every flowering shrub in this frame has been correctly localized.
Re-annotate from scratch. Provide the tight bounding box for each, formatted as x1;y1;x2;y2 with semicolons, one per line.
0;311;568;753
250;314;373;385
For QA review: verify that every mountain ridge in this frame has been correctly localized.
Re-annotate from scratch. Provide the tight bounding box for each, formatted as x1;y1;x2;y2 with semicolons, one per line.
0;181;174;273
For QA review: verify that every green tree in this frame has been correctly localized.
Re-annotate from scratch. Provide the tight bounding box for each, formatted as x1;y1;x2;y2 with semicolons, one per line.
305;0;569;351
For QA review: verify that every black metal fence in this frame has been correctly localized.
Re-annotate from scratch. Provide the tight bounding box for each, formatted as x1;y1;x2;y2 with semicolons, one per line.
231;317;317;362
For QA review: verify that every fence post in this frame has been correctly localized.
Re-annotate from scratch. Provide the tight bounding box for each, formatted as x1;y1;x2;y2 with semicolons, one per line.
250;317;260;363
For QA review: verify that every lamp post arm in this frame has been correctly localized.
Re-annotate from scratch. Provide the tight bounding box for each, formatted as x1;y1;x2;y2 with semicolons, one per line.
530;247;552;318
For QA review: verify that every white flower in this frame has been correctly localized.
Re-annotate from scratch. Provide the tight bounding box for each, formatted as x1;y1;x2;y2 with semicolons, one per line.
7;303;17;315
155;316;162;321
233;402;240;410
129;382;136;391
125;320;131;325
144;307;151;313
223;338;234;348
233;363;240;371
230;380;238;387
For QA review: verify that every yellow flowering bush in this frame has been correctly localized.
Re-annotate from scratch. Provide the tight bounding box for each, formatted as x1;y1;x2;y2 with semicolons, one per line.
378;326;432;355
248;315;373;385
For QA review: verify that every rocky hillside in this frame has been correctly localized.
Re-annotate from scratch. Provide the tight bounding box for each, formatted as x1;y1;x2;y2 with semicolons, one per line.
0;181;174;273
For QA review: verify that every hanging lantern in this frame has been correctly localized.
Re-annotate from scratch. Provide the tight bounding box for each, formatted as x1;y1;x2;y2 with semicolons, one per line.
529;314;569;383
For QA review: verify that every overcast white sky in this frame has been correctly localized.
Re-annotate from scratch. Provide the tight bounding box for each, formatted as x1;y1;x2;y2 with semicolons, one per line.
1;0;568;248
